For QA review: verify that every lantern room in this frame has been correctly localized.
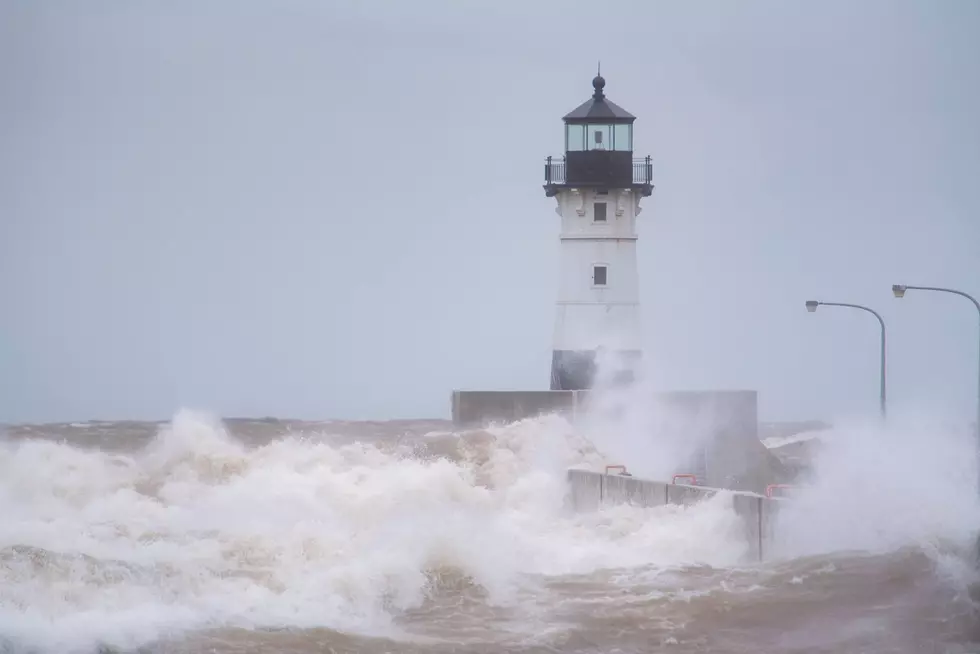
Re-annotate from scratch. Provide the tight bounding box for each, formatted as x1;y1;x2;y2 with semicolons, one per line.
544;74;652;196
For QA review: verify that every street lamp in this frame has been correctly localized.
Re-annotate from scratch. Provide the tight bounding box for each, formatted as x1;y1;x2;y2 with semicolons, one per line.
805;300;887;419
891;284;980;486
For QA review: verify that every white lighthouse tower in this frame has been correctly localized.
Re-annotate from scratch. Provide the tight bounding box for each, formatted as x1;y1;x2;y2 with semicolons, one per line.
544;74;653;390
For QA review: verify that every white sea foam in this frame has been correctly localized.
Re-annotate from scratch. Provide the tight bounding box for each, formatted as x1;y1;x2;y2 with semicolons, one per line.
770;414;980;559
1;408;976;653
0;409;747;653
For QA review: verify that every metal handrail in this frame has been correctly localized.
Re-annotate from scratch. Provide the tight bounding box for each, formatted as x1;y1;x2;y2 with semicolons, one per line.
544;155;653;185
671;474;698;486
765;484;796;499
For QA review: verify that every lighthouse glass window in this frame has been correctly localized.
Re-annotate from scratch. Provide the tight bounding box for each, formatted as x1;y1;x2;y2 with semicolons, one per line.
566;124;585;151
587;125;611;150
593;265;607;286
593;202;607;222
613;124;632;151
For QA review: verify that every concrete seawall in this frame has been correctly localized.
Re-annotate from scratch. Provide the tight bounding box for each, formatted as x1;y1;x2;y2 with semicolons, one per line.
451;390;580;426
451;389;757;433
567;469;785;561
453;388;789;495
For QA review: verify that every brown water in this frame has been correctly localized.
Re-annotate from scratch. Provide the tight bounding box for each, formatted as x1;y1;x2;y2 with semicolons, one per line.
0;413;977;653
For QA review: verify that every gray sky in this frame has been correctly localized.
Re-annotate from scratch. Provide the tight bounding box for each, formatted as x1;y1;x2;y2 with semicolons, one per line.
2;0;979;424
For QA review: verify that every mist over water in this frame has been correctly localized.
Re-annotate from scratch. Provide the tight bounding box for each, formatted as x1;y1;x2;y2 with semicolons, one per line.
0;408;977;653
774;415;980;561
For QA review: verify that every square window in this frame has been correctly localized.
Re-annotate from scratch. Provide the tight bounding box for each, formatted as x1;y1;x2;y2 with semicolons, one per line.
593;265;607;286
594;202;607;222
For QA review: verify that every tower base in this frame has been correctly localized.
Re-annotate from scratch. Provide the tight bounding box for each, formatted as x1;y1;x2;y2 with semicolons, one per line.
550;349;642;391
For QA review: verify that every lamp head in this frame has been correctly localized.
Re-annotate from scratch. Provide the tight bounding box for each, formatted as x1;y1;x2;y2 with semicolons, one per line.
805;300;819;313
892;284;907;299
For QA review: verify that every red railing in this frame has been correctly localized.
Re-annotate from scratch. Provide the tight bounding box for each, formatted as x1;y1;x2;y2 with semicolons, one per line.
671;474;698;486
765;484;796;499
604;464;629;475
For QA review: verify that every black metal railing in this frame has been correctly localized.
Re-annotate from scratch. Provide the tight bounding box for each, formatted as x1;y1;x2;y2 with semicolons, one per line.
544;155;653;186
633;156;654;185
544;156;566;184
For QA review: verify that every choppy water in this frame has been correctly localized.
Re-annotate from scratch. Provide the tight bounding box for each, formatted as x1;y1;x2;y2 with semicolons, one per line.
1;411;979;653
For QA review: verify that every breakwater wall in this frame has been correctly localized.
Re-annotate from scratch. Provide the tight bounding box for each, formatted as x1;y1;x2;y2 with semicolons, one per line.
451;389;757;434
452;389;788;494
567;469;786;561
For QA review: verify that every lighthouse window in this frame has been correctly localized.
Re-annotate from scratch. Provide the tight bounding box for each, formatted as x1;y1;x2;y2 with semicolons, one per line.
614;124;632;151
593;265;607;286
593;202;607;222
587;124;612;150
566;124;585;151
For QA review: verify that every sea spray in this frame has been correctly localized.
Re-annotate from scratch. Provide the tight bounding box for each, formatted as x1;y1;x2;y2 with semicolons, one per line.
0;409;749;653
770;414;980;560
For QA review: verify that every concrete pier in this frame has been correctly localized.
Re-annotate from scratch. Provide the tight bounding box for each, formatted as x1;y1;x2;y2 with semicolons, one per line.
452;388;789;494
450;390;580;426
566;469;785;561
450;389;758;431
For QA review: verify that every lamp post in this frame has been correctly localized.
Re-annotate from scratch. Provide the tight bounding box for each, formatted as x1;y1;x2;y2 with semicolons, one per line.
805;300;887;419
891;284;980;489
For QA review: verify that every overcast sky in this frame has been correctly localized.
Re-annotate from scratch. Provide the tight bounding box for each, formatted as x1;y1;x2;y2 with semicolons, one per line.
2;0;979;424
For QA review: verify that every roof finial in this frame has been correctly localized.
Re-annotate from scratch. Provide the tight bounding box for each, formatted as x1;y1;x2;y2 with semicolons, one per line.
597;60;601;77
592;64;606;100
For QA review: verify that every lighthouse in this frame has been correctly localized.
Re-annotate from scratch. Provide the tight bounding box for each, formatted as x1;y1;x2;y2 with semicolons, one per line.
544;74;653;391
453;76;758;495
